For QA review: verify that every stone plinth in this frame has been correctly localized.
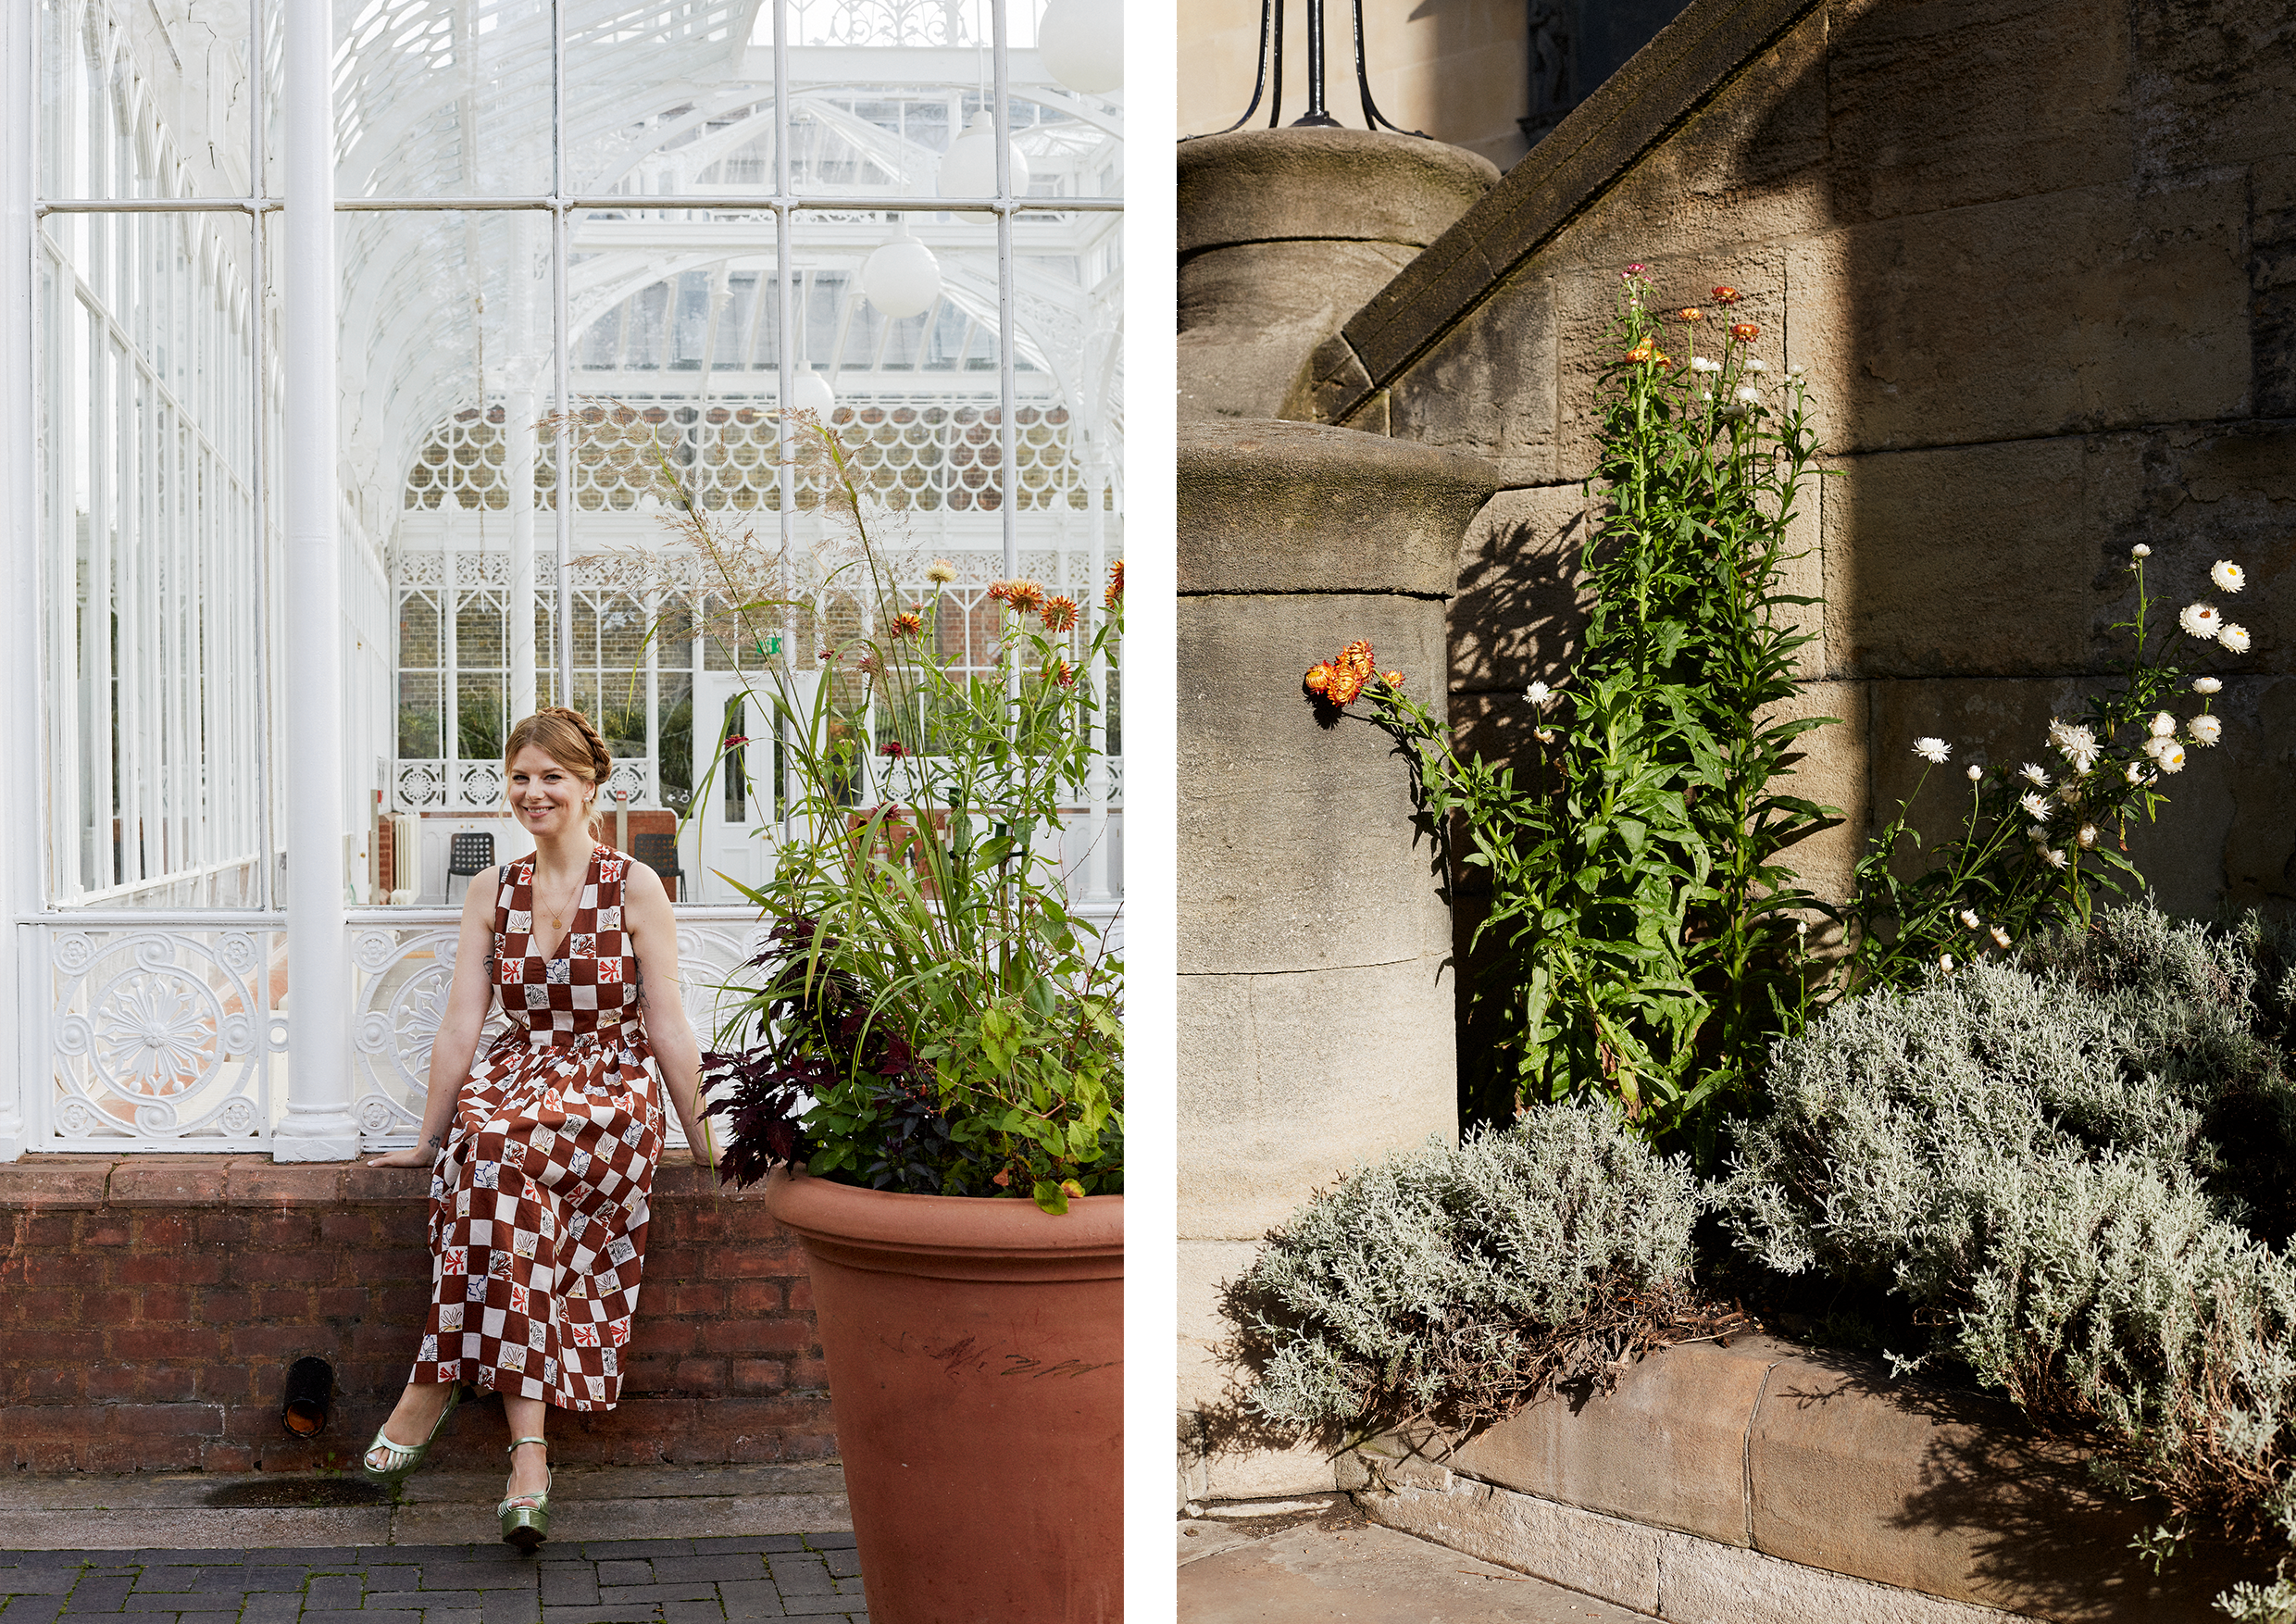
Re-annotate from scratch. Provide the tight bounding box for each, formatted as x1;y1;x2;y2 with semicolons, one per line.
1177;418;1498;1499
1178;130;1498;423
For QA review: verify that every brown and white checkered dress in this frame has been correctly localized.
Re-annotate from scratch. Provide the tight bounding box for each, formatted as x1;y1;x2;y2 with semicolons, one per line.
411;846;667;1410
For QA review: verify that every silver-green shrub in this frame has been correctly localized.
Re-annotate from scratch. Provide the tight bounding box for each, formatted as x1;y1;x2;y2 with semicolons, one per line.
1232;1101;1709;1429
1723;905;2296;1551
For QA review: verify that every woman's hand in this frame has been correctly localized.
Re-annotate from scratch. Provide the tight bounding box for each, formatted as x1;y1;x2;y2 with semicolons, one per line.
366;1144;434;1168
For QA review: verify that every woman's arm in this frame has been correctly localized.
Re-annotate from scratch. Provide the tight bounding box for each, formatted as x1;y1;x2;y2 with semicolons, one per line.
624;861;714;1167
366;873;502;1169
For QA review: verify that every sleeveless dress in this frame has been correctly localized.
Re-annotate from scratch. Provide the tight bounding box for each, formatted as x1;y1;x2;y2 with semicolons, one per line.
409;846;667;1411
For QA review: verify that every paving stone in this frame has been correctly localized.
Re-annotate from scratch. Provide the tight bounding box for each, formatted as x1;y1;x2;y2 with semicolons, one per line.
643;1561;758;1586
477;1593;540;1624
305;1577;363;1612
594;1586;710;1606
1;1599;68;1624
239;1571;311;1594
761;1564;829;1596
534;1570;595;1610
174;1613;242;1624
576;1545;688;1562
368;1592;481;1612
305;1611;421;1624
795;1540;851;1554
537;1610;662;1624
422;1610;484;1624
414;1570;530;1596
659;1602;722;1624
816;1555;855;1583
684;1543;795;1558
767;1601;859;1619
126;1572;196;1597
0;1573;81;1597
61;1575;134;1611
361;1568;421;1594
712;1582;782;1622
121;1597;198;1613
237;1594;300;1624
587;1568;648;1592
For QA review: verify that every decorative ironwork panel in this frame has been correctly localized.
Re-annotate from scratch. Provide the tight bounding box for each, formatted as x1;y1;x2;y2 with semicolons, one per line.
39;925;279;1148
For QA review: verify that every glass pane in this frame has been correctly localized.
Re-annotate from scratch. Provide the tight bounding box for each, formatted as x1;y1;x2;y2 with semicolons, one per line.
40;0;260;199
333;0;554;198
37;207;262;906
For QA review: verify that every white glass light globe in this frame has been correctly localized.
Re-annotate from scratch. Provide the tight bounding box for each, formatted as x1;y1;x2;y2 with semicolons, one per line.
1037;0;1122;95
936;111;1031;198
791;371;835;417
861;219;942;319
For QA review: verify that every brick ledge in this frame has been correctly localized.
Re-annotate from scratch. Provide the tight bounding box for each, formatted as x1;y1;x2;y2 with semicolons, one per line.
0;1156;762;1209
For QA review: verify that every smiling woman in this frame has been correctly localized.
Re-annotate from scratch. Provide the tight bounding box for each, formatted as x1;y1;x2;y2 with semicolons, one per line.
358;703;711;1550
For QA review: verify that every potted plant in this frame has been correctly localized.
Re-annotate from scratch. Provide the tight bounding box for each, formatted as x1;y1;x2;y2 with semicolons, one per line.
578;406;1124;1623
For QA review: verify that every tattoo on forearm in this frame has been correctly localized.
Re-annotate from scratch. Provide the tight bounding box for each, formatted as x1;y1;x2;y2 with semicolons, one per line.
427;1132;443;1150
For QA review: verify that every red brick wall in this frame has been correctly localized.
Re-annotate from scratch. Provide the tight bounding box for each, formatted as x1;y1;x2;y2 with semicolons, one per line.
0;1156;831;1474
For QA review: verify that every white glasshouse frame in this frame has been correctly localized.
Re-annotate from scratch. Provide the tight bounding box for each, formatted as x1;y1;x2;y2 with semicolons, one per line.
1;0;1122;1162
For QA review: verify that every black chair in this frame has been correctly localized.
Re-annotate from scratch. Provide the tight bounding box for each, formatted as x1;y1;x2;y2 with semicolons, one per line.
445;831;495;902
631;831;684;902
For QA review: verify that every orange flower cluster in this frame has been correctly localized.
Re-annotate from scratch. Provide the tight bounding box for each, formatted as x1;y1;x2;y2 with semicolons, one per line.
1678;306;1703;323
1304;639;1379;706
1711;285;1741;305
1105;559;1124;608
989;577;1046;613
1041;594;1079;633
1730;321;1760;343
889;610;924;638
1055;660;1077;688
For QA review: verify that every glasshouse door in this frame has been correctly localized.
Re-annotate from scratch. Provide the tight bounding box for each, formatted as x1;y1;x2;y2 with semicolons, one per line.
689;669;818;906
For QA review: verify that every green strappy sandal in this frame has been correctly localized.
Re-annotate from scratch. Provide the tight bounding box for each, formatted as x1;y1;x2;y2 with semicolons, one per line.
498;1437;552;1551
358;1383;460;1488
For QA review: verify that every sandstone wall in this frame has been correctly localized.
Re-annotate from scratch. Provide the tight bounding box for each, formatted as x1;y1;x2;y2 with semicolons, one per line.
1299;0;2296;926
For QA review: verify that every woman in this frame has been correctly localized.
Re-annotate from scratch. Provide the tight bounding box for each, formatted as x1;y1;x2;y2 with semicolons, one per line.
362;707;711;1549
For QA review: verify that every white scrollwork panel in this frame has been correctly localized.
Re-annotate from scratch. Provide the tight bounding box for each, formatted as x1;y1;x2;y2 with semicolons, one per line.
42;927;274;1147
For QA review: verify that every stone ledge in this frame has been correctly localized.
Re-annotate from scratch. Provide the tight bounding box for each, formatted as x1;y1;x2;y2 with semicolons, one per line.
1341;1334;2254;1622
1307;0;1825;420
0;1156;768;1209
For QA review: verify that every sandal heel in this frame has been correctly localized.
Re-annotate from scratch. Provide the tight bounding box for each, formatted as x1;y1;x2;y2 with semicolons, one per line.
358;1384;460;1488
497;1436;552;1551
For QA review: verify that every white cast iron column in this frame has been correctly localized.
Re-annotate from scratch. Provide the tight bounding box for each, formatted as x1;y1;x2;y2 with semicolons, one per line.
0;0;35;1161
273;0;359;1161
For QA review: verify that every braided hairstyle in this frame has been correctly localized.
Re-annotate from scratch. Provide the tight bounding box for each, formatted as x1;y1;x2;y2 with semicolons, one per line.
504;707;615;836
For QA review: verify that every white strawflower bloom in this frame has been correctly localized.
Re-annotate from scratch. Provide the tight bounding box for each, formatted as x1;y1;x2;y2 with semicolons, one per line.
2193;676;2222;695
2078;823;2100;849
2130;543;2152;559
2028;824;2052;843
1990;926;2012;950
2020;790;2054;821
1699;390;1715;404
2143;733;2172;760
1691;356;1722;374
1940;954;1956;972
925;557;958;583
1744;359;1768;373
2213;560;2245;593
1966;763;1984;781
2020;763;2051;787
1958;909;1981;930
1787;364;1806;379
1735;384;1763;405
2180;603;2222;638
1527;680;1554;707
2055;781;2084;806
2040;845;2068;869
2220;622;2251;653
2155;741;2187;774
2127;760;2148;783
2149;710;2177;737
2048;718;2098;760
2190;713;2223;746
1913;736;1951;765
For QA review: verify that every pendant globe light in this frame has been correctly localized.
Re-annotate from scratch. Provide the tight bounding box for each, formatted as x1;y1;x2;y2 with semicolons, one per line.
1037;0;1122;96
860;216;942;318
792;370;836;417
936;110;1030;198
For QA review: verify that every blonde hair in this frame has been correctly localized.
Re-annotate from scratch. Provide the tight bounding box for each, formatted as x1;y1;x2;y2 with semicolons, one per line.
504;707;614;836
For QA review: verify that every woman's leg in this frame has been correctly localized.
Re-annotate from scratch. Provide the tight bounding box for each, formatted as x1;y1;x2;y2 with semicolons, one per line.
503;1393;550;1503
365;1379;457;1466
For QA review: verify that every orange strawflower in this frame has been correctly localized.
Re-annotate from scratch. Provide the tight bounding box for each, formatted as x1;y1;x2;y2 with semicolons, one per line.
1626;344;1654;363
1004;578;1046;613
1730;322;1760;343
1381;669;1405;689
1304;661;1338;698
1056;660;1077;688
986;581;1011;604
1040;594;1079;633
1104;559;1124;608
1305;640;1379;706
1678;307;1703;322
1711;286;1741;305
889;611;924;638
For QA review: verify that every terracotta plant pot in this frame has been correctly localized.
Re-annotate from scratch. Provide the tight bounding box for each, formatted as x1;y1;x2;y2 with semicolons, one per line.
766;1169;1122;1623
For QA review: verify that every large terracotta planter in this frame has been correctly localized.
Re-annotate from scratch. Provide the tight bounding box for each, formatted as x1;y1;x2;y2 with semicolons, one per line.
766;1169;1123;1624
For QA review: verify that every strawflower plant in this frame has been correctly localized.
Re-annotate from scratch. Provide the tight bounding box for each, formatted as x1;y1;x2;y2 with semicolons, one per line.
564;404;1123;1214
1309;272;1832;1160
1843;545;2252;992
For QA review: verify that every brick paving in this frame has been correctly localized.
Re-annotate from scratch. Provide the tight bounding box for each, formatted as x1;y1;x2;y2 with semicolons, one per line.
0;1538;864;1624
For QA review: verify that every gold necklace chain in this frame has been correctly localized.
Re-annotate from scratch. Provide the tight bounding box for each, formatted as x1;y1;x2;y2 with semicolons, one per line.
532;856;590;933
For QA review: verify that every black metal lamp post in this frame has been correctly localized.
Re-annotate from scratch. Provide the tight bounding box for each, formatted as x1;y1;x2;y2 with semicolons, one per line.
1201;0;1427;139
